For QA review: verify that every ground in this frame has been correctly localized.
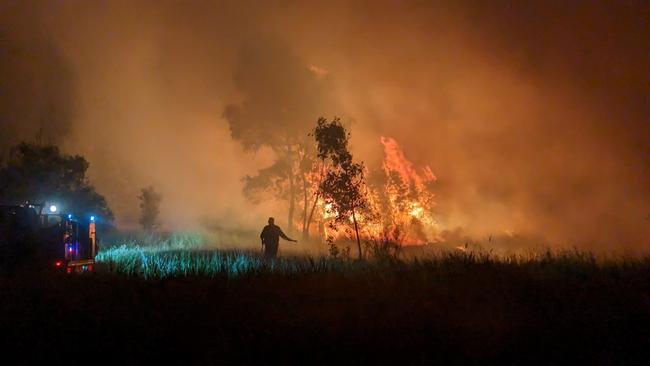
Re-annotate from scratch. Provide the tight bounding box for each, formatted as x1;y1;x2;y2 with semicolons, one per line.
1;250;648;364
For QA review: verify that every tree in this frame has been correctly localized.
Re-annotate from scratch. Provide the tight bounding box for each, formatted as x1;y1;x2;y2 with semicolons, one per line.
240;142;322;240
313;117;368;260
138;186;162;233
0;142;113;220
222;39;336;235
299;149;323;240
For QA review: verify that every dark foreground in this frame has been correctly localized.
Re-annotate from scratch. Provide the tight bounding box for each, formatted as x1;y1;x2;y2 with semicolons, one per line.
1;253;649;364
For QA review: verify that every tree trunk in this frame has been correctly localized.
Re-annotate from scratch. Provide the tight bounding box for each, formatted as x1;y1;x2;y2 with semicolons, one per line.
287;144;295;235
352;207;362;260
305;191;320;239
301;171;309;240
305;163;324;239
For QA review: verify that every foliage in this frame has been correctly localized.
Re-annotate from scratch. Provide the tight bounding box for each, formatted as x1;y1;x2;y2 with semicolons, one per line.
313;117;369;259
326;235;351;260
365;234;402;260
138;186;162;232
241;159;288;204
0;142;113;220
239;143;322;240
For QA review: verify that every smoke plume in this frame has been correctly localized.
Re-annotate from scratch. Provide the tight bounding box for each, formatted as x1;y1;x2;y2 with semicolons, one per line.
0;0;647;251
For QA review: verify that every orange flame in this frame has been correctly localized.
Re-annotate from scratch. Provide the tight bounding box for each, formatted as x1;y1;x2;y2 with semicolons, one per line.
305;136;441;247
380;136;436;189
362;137;439;245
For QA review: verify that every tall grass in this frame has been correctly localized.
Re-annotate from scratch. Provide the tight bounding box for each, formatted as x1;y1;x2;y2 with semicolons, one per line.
96;239;650;282
96;245;362;279
101;231;206;250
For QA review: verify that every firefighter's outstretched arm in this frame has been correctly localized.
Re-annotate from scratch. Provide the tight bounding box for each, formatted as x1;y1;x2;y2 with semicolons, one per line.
279;229;298;243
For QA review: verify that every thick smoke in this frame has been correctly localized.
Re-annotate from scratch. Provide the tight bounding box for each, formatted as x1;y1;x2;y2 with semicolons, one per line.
0;3;74;152
223;36;338;151
0;1;647;251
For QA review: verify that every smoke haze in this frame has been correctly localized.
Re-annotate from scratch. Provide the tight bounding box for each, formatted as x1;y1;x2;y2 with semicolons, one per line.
1;1;648;251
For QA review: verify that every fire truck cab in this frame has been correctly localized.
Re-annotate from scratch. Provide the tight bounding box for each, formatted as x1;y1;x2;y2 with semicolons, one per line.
0;203;98;273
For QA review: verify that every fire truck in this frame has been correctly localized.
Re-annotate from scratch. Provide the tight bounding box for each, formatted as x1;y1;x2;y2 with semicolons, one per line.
0;203;98;273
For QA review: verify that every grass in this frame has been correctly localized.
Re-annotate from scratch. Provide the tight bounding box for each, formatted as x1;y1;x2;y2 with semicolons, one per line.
2;240;649;364
97;233;360;278
97;246;356;278
96;240;649;280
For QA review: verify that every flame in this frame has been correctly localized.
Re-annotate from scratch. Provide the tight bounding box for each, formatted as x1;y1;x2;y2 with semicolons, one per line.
380;136;436;189
366;137;439;245
303;136;441;247
409;205;423;218
357;137;440;246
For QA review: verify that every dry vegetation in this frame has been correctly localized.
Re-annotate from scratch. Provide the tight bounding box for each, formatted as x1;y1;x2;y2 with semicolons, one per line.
1;239;648;364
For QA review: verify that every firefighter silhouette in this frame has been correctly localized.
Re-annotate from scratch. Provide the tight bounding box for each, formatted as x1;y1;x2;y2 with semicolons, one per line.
260;217;297;259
